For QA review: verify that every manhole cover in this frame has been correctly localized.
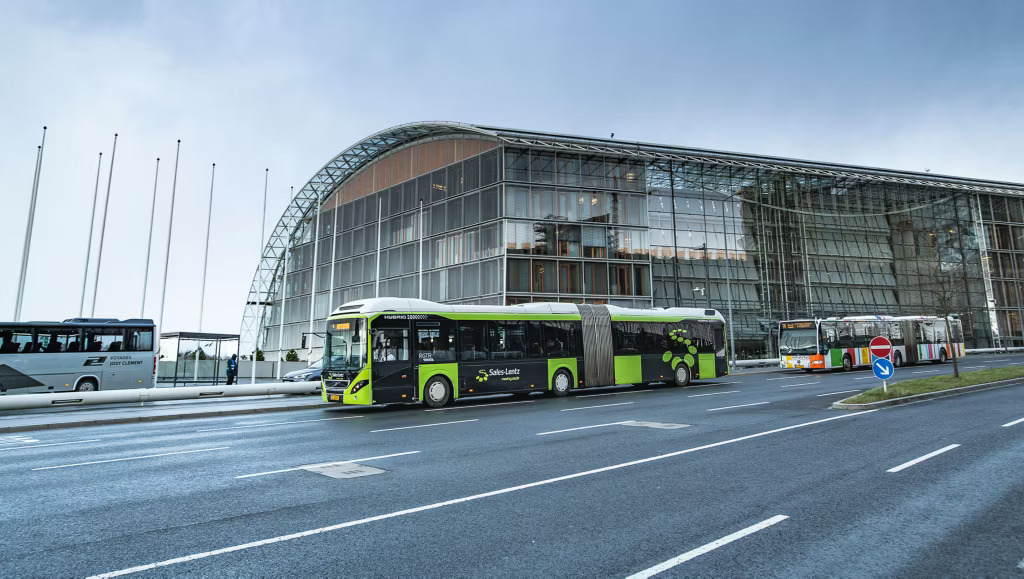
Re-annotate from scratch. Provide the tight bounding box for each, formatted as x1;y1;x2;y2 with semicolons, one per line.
302;462;385;479
622;421;690;430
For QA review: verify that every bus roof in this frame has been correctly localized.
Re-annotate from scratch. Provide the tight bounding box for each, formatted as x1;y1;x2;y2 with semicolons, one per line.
0;318;155;329
330;298;723;321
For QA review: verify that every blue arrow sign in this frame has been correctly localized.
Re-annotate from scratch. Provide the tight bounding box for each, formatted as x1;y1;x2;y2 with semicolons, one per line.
873;357;894;380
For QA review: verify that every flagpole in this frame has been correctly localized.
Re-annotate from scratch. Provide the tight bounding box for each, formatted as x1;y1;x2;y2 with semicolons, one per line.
140;157;160;317
276;186;292;380
14;126;47;321
252;168;268;384
79;152;103;317
156;139;181;386
307;192;322;365
90;132;118;316
194;163;216;382
374;197;383;298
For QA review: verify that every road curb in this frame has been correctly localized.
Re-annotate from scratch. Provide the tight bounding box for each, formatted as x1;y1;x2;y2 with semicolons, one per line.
831;377;1024;411
0;401;335;433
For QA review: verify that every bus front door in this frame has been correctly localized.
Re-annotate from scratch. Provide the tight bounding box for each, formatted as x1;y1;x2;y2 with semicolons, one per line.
370;323;415;404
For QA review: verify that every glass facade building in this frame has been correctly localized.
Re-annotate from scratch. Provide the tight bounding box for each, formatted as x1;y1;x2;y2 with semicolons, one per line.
241;122;1024;361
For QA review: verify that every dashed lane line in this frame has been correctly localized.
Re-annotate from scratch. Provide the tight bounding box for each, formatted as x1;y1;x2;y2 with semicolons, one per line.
687;390;740;398
0;439;100;452
779;381;821;388
815;389;862;397
424;400;534;411
706;402;770;412
887;444;960;473
536;421;635;436
197;416;362;432
1001;416;1024;428
32;447;229;471
370;419;478;433
560;402;634;412
236;451;421;479
625;515;790;578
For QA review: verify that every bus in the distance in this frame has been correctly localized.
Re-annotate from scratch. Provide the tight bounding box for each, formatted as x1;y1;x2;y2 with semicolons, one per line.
321;298;728;408
0;318;156;394
778;315;964;372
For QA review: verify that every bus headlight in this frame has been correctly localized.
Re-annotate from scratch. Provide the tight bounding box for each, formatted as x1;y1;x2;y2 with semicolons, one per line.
349;380;368;394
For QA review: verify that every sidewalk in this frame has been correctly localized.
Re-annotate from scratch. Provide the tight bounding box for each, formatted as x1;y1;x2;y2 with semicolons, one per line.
0;394;332;433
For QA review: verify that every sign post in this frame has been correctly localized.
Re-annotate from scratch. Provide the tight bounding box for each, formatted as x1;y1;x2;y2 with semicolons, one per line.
870;336;894;393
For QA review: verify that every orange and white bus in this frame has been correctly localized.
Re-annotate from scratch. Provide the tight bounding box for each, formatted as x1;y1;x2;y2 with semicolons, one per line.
778;315;964;372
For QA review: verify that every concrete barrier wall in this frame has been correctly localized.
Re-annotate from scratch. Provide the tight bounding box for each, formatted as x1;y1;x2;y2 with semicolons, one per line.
0;381;320;411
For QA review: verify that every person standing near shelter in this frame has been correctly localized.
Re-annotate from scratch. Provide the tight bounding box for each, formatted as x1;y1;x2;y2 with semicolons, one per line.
226;354;238;385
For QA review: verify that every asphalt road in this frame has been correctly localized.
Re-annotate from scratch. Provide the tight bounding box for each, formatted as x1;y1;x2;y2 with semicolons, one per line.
1;353;1023;577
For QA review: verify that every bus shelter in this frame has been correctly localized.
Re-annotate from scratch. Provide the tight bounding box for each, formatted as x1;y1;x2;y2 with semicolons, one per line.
158;332;239;386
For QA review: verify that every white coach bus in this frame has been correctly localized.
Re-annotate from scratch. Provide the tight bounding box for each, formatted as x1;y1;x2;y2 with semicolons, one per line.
0;318;156;394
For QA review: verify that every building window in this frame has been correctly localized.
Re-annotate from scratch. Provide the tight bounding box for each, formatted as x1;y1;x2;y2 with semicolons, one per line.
533;259;557;293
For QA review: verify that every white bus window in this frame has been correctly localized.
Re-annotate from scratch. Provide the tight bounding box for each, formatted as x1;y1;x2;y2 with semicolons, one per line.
84;328;123;352
37;329;80;353
125;329;154;352
0;328;33;354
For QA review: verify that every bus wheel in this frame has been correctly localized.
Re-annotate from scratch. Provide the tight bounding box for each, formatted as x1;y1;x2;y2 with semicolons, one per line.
76;378;98;392
552;370;572;397
894;352;903;368
842;355;853;372
937;349;947;364
674;364;691;387
423;376;452;408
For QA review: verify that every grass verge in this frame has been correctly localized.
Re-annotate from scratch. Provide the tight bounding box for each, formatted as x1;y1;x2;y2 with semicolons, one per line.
842;364;1024;404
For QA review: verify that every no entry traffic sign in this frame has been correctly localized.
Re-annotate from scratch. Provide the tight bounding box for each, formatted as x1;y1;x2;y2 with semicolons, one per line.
869;336;892;359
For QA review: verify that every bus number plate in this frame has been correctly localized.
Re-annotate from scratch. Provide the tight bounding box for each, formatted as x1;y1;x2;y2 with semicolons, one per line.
329;395;341;402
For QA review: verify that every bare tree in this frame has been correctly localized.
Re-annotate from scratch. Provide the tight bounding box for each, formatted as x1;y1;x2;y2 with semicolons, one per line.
920;259;964;378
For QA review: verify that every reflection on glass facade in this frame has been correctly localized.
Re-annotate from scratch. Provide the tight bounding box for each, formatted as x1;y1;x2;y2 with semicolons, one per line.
251;123;1024;361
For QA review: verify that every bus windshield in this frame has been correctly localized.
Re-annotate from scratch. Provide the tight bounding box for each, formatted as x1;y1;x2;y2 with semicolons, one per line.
325;318;367;370
779;328;819;355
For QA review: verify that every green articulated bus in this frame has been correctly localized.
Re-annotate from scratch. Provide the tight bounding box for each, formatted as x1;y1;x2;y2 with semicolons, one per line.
321;298;728;408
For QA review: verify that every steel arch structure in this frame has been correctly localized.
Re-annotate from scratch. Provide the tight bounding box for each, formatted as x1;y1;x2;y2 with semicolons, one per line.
239;122;500;358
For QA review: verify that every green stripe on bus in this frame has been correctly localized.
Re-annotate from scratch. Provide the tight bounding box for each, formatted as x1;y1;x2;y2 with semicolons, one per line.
698;353;716;379
547;358;578;390
614;355;642;385
830;349;842;368
418;363;459;401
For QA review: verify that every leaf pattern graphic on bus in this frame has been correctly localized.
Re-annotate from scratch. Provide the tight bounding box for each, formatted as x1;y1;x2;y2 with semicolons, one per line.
663;328;699;369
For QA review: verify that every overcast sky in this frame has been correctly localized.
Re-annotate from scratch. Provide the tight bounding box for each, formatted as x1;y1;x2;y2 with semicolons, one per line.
1;0;1022;335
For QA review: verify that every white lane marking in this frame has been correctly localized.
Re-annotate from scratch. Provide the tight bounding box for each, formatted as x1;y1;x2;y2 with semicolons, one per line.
779;381;821;388
197;416;362;432
560;402;634;412
32;447;229;471
816;389;862;397
625;515;790;578
765;376;802;381
536;421;635;436
0;439;100;452
912;370;940;374
575;389;653;398
1009;362;1024;366
1001;416;1024;428
370;419;478;433
236;451;421;479
962;365;985;369
424;400;534;411
1017;557;1024;571
707;402;769;411
687;390;740;398
886;444;960;473
88;411;876;578
990;359;1011;362
853;376;873;380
